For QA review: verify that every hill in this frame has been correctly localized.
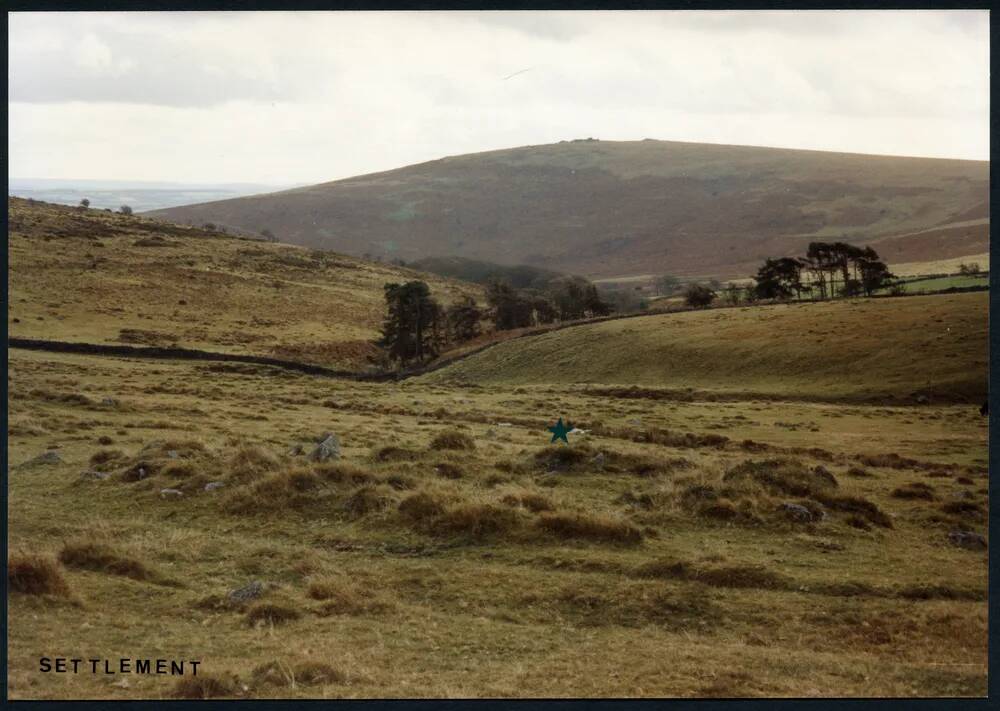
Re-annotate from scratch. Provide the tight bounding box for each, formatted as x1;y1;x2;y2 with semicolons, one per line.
147;139;989;280
409;256;565;289
424;293;987;402
7;198;481;369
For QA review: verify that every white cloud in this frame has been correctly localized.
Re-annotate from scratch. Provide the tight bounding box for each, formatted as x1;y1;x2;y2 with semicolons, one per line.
7;10;989;183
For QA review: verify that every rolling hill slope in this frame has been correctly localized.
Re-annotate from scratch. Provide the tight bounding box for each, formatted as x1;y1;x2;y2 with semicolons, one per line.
147;139;988;279
8;198;481;369
423;293;987;402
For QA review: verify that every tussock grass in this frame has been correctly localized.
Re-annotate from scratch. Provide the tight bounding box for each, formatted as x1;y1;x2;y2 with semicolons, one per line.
536;513;642;545
724;459;838;497
308;576;390;616
426;503;522;540
398;492;447;522
226;444;281;484
501;491;555;512
814;493;893;528
635;558;791;590
224;468;321;513
171;674;238;699
344;485;396;518
8;554;71;597
58;540;160;583
245;601;301;626
891;482;936;500
373;446;422;462
429;430;475;451
252;660;346;687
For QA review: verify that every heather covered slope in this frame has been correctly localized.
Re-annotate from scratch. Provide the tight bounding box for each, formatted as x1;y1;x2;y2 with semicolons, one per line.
424;293;988;403
148;140;988;279
8;198;482;369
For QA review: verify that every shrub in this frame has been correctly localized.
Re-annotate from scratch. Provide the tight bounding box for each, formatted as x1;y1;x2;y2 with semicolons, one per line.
8;554;71;596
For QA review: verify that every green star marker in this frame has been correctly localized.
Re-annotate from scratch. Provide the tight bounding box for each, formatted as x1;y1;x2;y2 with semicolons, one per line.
548;418;571;444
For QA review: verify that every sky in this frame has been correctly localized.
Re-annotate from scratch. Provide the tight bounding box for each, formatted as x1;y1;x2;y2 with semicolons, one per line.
8;10;990;185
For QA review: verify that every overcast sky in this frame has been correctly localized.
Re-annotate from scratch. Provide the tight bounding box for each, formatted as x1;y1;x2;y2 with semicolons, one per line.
8;10;990;184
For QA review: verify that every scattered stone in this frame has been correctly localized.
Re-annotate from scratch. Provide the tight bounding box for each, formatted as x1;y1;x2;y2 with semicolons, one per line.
166;450;180;459
229;580;265;603
288;443;305;456
628;418;642;426
101;397;119;407
592;452;606;468
779;502;822;523
19;450;62;467
308;432;341;462
949;530;987;551
160;488;183;498
915;395;929;405
204;481;226;492
80;470;111;480
497;422;512;428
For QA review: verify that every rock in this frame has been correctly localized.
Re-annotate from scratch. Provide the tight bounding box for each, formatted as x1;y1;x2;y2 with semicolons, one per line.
308;432;341;462
101;397;119;406
20;450;62;467
628;418;642;426
166;450;179;459
497;422;512;428
949;530;987;551
780;502;821;523
204;481;226;492
593;452;606;468
159;488;183;498
229;580;265;603
915;395;929;405
287;443;305;456
80;470;111;480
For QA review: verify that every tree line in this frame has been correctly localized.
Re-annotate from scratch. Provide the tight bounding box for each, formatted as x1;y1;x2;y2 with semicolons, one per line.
378;275;612;367
753;241;895;301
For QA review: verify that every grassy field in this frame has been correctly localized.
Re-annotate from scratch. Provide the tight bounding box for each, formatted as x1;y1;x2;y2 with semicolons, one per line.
425;293;987;404
6;198;989;699
7;321;988;699
8;198;481;369
883;275;989;295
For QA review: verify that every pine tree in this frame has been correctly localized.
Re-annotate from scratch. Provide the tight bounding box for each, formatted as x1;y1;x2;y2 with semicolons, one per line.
380;281;442;366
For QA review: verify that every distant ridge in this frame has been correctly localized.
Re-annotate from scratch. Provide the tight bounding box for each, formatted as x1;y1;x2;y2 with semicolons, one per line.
148;139;989;279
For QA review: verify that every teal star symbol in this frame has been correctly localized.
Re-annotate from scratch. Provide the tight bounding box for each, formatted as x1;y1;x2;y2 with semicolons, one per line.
547;418;571;444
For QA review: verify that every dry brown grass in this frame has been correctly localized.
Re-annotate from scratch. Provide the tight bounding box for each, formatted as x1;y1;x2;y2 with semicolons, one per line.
57;541;159;583
429;430;476;451
245;602;301;626
8;554;71;597
536;513;643;546
171;674;238;699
